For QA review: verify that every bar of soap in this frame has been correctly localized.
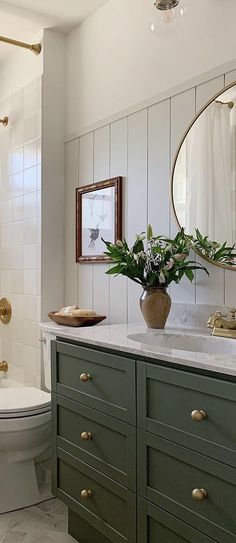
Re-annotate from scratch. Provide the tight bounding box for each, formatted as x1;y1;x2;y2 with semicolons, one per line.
71;309;97;317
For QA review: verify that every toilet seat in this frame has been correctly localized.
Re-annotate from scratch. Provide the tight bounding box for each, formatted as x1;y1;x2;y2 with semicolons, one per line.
0;387;51;418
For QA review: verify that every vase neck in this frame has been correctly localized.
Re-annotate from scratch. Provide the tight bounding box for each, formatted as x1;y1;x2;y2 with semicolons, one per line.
142;286;166;292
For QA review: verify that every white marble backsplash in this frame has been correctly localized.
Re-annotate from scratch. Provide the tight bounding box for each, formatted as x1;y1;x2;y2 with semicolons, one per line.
168;303;231;329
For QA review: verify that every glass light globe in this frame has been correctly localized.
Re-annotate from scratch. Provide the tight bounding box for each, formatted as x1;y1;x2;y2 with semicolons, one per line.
148;2;187;35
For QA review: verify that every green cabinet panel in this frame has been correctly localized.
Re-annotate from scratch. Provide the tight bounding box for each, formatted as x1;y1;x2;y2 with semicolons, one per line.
53;447;136;543
68;508;113;543
137;361;236;467
51;341;136;424
137;498;216;543
52;393;136;490
138;430;236;543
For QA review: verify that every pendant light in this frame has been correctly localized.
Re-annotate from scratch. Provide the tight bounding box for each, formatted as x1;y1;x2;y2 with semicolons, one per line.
148;0;187;35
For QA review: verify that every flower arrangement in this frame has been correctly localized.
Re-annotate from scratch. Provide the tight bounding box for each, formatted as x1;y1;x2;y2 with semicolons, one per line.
103;226;209;288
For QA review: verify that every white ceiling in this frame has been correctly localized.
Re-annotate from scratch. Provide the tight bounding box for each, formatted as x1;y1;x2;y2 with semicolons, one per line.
0;0;109;62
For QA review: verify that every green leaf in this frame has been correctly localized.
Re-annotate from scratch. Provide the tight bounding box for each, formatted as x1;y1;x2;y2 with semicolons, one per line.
185;269;194;282
147;224;153;241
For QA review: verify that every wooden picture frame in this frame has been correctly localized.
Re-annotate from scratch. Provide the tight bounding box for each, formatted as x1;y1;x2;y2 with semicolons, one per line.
76;177;122;263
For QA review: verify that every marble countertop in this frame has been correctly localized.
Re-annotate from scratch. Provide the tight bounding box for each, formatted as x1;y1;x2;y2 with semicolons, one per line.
40;321;236;377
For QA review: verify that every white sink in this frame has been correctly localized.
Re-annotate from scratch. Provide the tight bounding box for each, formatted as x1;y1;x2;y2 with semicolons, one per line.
128;330;236;355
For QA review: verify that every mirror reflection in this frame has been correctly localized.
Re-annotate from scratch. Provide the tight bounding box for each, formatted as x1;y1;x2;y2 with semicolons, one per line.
172;84;236;264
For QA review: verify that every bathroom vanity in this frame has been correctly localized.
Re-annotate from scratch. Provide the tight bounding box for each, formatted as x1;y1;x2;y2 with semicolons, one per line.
42;323;236;543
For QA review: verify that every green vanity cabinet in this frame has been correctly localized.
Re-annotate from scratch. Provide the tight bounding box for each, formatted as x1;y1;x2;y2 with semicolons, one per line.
51;339;236;543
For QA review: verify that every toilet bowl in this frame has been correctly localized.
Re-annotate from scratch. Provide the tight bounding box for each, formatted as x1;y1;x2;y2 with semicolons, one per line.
0;387;51;513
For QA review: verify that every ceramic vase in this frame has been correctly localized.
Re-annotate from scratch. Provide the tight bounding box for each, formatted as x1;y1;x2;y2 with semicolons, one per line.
140;286;171;329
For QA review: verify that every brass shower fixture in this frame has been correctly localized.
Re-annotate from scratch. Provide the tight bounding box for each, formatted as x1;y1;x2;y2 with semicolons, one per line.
0;35;42;55
0;298;12;324
0;116;8;127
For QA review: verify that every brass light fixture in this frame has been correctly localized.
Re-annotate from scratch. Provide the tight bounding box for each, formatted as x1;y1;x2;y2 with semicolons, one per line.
149;0;186;35
0;35;42;55
155;0;179;9
0;116;8;127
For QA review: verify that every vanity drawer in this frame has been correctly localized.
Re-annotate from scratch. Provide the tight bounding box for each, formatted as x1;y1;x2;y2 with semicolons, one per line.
137;362;236;467
51;341;136;424
137;498;216;543
52;394;136;490
53;447;136;543
138;430;236;543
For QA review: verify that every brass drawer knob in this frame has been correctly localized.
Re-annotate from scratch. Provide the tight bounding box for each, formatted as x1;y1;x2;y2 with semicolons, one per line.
80;431;93;441
192;488;208;501
80;373;92;382
191;410;207;422
80;489;92;499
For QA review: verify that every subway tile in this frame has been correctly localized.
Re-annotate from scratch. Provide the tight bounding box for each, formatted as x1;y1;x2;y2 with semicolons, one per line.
1;269;12;292
23;219;37;244
23;319;40;348
12;196;24;221
11;90;23;124
1;223;12;247
23;295;37;321
12;122;23;149
24;113;38;144
24;270;37;295
24;192;37;220
12;221;24;246
12;146;23;174
24;244;36;269
24;87;38;118
12;270;24;294
24;166;37;194
11;171;24;197
0;199;12;223
12;245;24;269
24;140;37;169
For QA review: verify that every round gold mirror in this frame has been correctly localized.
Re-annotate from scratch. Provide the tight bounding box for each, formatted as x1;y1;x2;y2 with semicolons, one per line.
171;81;236;270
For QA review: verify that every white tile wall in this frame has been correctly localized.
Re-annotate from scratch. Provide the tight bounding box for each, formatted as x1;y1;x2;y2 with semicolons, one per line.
65;68;236;323
0;78;42;386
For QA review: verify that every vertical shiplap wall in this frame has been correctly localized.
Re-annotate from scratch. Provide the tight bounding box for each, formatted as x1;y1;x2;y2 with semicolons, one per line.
64;68;236;323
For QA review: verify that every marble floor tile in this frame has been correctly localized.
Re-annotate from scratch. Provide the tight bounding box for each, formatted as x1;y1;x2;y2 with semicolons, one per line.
0;499;77;543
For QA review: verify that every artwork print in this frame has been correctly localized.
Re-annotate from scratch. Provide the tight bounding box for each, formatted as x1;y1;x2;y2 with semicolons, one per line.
76;177;122;263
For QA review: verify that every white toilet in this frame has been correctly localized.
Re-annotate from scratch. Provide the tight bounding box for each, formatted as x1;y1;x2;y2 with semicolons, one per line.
0;387;51;513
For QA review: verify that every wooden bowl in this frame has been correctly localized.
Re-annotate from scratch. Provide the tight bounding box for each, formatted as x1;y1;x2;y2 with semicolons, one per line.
48;312;106;327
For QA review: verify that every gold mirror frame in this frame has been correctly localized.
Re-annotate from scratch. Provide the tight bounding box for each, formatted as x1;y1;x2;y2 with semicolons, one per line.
171;79;236;271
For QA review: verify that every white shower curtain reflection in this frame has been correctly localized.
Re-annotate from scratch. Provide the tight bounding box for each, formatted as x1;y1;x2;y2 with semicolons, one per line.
185;101;234;245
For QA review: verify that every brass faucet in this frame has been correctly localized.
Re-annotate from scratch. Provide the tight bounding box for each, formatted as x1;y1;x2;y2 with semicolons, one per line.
0;361;8;372
207;309;236;338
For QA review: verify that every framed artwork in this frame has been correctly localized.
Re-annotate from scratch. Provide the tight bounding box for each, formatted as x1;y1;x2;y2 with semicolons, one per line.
76;177;122;263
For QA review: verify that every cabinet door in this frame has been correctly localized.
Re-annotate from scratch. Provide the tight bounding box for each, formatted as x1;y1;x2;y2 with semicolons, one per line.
137;361;236;467
138;430;236;543
138;498;216;543
52;393;136;490
53;447;136;543
51;341;136;424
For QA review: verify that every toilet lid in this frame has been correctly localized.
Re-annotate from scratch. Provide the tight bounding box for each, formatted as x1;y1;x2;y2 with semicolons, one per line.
0;387;51;418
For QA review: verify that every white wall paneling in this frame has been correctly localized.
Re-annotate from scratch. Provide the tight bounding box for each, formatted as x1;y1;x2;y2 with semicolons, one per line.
148;100;170;235
77;132;94;310
109;118;128;324
64;62;236;324
64;140;78;305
